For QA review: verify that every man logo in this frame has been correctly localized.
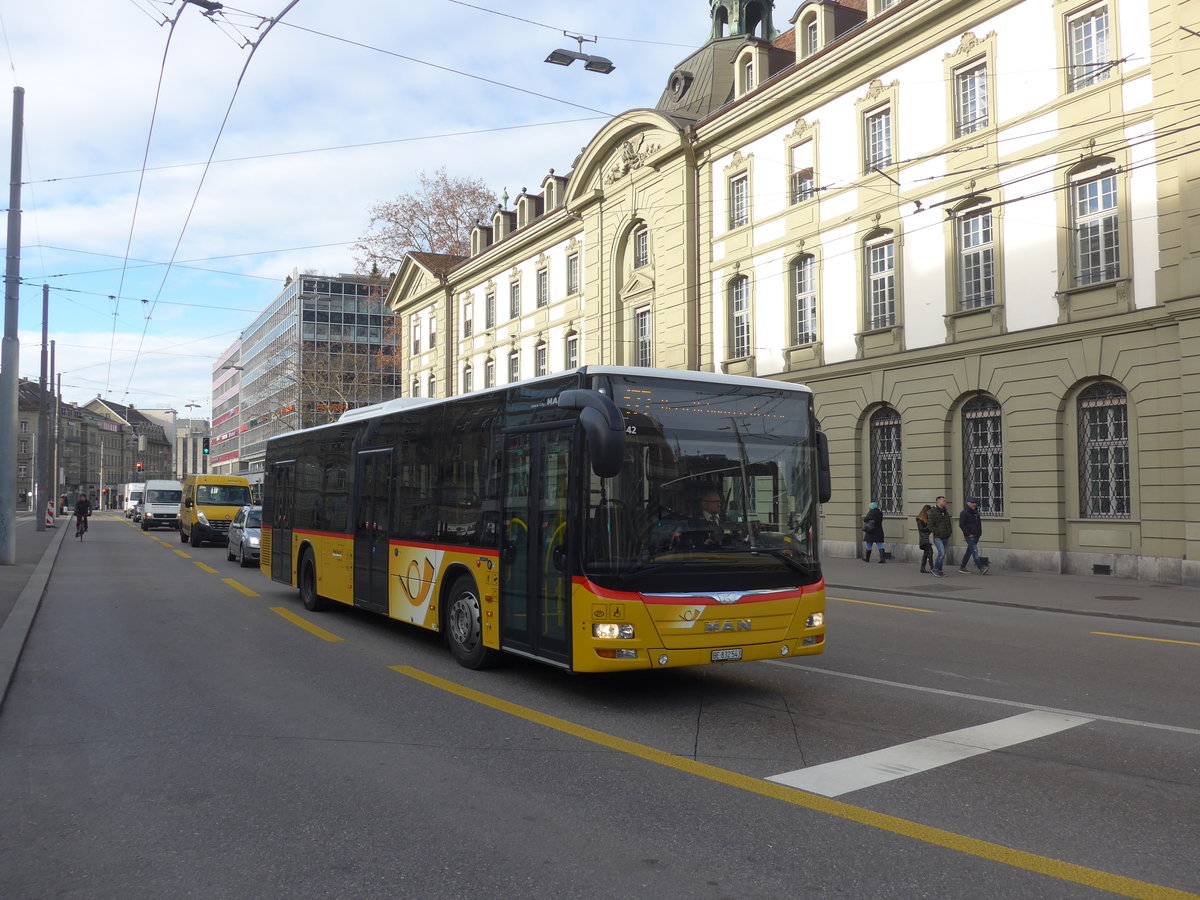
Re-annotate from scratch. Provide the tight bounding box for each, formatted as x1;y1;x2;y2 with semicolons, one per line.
705;619;752;633
711;592;741;605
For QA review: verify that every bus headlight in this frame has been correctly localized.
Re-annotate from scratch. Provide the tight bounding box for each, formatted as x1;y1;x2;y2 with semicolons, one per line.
593;623;635;640
806;612;824;628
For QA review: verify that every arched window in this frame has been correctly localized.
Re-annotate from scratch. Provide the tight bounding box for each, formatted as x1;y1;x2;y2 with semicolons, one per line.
411;377;420;399
864;231;896;329
790;255;817;345
484;358;495;389
729;275;751;358
1070;158;1120;286
870;406;902;515
956;206;995;309
1078;382;1130;518
462;364;473;393
427;373;436;399
962;396;1003;515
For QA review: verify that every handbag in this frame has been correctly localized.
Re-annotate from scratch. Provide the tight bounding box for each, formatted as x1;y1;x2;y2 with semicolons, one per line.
861;521;871;533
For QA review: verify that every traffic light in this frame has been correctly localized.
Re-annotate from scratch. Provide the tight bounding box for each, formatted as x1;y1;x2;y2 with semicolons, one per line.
136;461;143;472
202;436;210;455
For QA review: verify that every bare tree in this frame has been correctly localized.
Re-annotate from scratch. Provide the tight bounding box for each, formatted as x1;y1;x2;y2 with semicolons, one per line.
353;167;498;274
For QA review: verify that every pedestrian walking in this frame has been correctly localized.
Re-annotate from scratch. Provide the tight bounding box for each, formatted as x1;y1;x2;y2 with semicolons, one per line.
915;504;934;573
958;497;989;574
862;501;886;563
927;495;954;577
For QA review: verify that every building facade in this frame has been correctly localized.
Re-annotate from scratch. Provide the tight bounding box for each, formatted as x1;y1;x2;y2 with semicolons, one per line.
211;272;399;489
389;0;1200;584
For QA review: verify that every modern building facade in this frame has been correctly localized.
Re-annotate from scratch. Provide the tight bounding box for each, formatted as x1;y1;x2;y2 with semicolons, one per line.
211;272;399;489
389;0;1200;584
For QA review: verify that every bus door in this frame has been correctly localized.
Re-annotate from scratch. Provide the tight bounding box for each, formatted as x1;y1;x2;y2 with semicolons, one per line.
500;427;571;665
353;448;392;614
269;460;295;584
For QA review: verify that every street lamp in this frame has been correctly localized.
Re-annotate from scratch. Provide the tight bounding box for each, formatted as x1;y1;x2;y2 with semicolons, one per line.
545;32;615;74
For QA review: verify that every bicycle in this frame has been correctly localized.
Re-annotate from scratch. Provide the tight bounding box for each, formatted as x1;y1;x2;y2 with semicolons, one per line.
75;514;89;541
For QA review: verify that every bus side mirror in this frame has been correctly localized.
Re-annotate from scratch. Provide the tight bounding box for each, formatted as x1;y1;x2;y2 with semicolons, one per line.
817;430;832;504
558;388;625;478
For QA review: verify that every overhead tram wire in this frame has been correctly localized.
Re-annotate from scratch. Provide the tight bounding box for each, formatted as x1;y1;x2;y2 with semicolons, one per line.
120;0;302;404
105;0;191;401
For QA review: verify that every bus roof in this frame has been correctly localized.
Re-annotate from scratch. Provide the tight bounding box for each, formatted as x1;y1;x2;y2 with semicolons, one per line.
268;366;813;443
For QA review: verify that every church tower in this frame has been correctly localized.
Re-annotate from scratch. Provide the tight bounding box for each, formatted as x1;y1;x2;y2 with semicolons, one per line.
709;0;777;42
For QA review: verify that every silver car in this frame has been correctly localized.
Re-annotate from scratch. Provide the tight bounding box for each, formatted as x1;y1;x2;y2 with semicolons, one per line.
226;505;262;568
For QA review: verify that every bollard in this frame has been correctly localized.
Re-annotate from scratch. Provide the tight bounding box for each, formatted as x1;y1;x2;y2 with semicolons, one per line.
45;501;56;528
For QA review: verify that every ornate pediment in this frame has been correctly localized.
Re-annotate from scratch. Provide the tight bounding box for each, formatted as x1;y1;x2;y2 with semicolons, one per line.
621;271;655;296
786;118;815;142
605;135;662;184
946;31;995;60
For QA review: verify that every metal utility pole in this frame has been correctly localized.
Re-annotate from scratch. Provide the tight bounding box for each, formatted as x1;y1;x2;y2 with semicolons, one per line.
1;86;25;565
36;284;48;531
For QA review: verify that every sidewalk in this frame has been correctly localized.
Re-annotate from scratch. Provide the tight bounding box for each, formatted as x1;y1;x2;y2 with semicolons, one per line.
823;554;1200;628
0;511;70;708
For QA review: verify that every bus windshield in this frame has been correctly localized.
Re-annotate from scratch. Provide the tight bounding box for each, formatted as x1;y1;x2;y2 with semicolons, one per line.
197;484;253;507
584;374;820;592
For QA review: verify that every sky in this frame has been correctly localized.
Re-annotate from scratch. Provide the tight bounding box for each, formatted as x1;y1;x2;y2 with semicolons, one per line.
1;0;711;419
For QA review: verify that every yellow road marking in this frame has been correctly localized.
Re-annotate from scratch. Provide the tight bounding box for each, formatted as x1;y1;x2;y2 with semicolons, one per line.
1093;632;1200;648
270;606;342;641
832;596;935;613
223;578;261;598
173;550;191;559
392;665;1195;900
193;561;219;574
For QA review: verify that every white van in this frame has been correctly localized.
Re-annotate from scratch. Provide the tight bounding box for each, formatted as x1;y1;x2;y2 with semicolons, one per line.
140;479;183;531
124;482;145;518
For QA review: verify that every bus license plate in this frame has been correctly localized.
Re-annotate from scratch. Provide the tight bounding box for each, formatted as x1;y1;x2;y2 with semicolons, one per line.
711;648;742;662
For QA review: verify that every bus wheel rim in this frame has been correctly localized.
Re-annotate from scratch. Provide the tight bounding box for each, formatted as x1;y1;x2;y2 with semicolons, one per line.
449;591;481;649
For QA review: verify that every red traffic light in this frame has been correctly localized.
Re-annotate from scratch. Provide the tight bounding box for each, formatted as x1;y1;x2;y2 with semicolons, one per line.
136;462;143;471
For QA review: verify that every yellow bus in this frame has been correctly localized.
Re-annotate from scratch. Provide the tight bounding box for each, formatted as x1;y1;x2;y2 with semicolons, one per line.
262;366;831;672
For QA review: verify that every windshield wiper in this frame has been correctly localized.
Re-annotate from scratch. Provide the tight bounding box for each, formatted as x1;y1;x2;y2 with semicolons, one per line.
744;546;816;576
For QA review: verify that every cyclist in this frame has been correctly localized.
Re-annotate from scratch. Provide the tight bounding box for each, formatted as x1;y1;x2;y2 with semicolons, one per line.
74;494;93;537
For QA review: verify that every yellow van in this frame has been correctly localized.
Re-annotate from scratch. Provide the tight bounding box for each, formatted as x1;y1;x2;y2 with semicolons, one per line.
180;474;253;547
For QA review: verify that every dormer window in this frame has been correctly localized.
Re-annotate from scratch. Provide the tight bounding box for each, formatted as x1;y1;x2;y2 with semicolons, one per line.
804;18;819;56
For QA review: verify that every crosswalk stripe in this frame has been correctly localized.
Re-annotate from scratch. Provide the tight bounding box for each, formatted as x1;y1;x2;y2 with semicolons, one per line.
767;710;1092;797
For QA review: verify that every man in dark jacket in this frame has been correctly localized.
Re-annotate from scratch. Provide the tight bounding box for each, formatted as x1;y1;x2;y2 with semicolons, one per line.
927;495;954;577
958;497;989;574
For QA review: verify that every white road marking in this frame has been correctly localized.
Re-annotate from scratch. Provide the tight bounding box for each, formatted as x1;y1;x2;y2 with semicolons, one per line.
767;710;1092;797
769;660;1200;735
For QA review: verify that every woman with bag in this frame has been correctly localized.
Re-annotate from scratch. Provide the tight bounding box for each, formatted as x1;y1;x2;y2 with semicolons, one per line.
915;504;933;573
862;501;885;563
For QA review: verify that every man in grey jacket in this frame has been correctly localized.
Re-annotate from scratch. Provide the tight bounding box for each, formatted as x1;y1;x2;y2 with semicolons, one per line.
927;495;954;577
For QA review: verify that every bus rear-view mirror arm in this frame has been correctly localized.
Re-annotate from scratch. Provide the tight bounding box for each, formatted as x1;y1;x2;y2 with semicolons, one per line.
816;430;832;504
558;388;625;478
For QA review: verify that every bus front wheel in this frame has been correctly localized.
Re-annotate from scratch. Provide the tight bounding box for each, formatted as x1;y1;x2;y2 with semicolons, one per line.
299;552;330;612
445;576;499;669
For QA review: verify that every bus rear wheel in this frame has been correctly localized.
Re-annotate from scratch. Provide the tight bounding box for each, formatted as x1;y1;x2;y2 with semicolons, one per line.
299;552;330;612
445;576;499;669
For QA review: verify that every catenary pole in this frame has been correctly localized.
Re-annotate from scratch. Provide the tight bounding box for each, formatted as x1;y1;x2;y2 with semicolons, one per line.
36;284;48;531
0;87;25;565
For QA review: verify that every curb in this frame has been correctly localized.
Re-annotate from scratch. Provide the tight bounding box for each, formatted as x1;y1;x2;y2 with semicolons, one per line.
825;580;1200;629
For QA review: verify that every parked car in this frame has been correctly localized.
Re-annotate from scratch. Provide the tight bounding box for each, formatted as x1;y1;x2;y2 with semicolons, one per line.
226;505;262;568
